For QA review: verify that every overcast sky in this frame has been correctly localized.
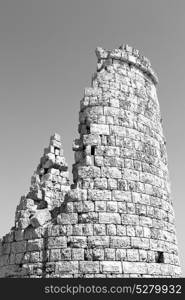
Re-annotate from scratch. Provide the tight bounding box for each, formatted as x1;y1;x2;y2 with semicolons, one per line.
0;0;184;274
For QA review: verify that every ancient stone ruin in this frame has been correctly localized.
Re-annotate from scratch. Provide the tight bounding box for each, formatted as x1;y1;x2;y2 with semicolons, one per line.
0;45;182;277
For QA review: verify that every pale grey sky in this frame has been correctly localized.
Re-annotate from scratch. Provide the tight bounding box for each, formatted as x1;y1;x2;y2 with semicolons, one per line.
0;0;184;274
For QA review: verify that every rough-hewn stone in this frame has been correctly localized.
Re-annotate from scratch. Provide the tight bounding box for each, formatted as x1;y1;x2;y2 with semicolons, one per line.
0;44;181;278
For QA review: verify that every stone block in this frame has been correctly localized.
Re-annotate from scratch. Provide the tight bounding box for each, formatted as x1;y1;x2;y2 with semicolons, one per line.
110;125;126;136
106;224;116;236
81;201;94;212
101;167;122;179
104;107;119;117
143;227;151;238
82;224;93;236
131;237;150;249
112;191;132;202
79;261;100;274
122;169;139;181
78;212;98;223
103;146;120;157
49;249;61;262
92;249;104;260
121;214;139;225
94;178;107;189
47;237;67;249
110;98;120;108
100;261;122;273
106;202;117;212
127;249;139;261
139;216;152;227
3;232;14;243
55;261;78;274
84;249;93;261
104;248;115;260
88;189;111;201
47;225;60;237
88;236;109;248
107;179;118;190
147;263;162;275
72;224;82;236
117;202;127;213
14;253;23;264
140;172;155;185
57;213;78;225
122;262;147;274
2;243;11;255
94;224;106;236
94;155;104;166
67;237;87;248
72;202;82;213
90;124;109;135
139;250;148;262
24;227;45;240
11;241;27;253
83;134;101;146
17;217;30;229
135;204;147;216
99;213;121;224
118;179;128;191
110;236;130;248
65;202;74;213
77;166;100;179
30;209;51;228
14;230;24;241
135;226;144;237
126;226;135;236
140;194;150;205
127;203;136;214
117;225;126;236
95;201;106;212
145;184;154;195
116;249;127;261
30;251;41;263
0;265;20;278
72;249;84;260
0;254;9;267
68;189;87;201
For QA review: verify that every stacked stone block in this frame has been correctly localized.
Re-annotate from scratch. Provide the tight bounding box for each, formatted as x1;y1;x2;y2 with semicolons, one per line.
15;133;70;230
0;44;182;277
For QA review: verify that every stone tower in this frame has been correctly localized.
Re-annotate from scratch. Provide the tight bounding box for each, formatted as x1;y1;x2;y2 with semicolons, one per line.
0;45;182;277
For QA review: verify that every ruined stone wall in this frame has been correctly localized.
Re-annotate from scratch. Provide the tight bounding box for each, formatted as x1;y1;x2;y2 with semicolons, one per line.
0;45;182;277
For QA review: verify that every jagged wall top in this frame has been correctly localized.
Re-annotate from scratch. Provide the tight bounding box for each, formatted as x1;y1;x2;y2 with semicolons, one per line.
95;44;158;85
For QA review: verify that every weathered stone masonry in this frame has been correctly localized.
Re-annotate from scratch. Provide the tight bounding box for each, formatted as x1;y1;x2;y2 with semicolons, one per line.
0;44;182;277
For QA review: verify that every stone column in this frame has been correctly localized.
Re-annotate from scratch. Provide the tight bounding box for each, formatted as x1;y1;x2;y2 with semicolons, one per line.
69;44;181;277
